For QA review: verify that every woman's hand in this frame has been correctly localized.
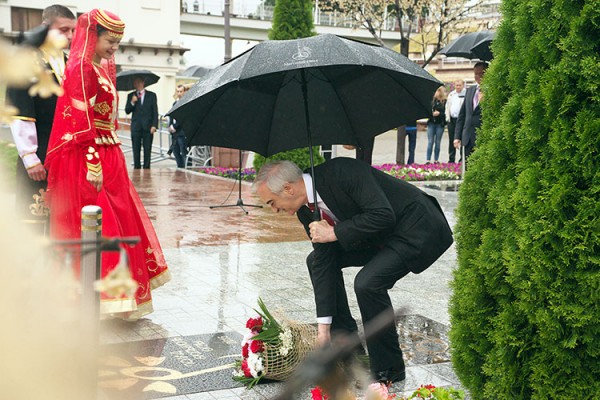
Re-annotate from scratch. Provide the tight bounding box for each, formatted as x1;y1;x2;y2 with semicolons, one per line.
433;110;440;117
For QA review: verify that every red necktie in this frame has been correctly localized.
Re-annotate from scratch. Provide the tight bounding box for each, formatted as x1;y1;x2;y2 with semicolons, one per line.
308;203;335;226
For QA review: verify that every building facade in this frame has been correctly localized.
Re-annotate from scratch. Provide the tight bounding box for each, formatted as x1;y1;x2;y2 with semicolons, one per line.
1;0;187;115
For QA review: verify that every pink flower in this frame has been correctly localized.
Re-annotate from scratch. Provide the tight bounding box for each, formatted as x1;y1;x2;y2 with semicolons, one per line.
365;383;396;399
242;342;249;358
242;330;257;346
250;340;265;353
246;316;263;332
241;359;252;378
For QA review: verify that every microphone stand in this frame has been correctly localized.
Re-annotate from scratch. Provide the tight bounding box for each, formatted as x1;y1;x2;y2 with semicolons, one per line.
210;149;262;214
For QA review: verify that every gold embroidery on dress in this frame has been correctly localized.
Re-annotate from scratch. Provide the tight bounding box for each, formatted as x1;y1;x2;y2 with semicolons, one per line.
62;105;71;119
29;188;49;217
94;101;110;115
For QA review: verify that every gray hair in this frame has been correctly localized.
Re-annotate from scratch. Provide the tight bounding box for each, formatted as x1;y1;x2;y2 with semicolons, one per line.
252;160;303;194
42;5;76;24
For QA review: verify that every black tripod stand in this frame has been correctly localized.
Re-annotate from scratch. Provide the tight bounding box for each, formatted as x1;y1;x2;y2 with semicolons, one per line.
210;149;262;214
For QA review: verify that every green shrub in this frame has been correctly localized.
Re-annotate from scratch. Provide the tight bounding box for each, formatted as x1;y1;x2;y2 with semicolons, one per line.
449;0;600;398
253;147;325;172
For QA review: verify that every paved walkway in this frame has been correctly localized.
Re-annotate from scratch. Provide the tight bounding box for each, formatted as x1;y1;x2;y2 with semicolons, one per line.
1;125;464;399
97;167;462;399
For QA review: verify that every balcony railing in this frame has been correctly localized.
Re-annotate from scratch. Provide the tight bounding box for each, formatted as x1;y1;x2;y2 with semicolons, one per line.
181;0;399;31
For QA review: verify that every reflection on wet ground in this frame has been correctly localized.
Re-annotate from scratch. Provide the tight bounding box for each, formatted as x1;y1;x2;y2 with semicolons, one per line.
131;169;306;248
100;168;464;399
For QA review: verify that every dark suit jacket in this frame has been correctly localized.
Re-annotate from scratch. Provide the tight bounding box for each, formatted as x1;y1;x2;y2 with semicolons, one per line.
455;85;482;148
296;158;453;316
125;90;159;132
169;100;184;138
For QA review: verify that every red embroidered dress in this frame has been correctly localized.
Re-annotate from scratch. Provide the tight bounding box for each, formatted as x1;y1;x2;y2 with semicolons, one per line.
46;9;170;320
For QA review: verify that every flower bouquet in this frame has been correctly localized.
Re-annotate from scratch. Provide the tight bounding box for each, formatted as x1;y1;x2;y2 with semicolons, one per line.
233;298;317;388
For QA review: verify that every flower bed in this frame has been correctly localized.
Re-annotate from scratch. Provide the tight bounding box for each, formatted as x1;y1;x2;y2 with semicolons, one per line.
198;163;462;182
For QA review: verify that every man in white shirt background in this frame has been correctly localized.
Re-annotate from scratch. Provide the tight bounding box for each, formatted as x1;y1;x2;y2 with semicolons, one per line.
445;79;465;163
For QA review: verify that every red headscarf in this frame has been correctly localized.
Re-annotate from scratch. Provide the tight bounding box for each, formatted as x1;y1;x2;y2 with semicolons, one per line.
68;9;124;87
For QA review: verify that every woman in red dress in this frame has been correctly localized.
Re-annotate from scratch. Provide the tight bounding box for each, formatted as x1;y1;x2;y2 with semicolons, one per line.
45;9;170;320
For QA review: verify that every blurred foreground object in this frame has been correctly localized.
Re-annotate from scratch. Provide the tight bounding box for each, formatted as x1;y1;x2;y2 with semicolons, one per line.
0;168;99;400
274;308;406;400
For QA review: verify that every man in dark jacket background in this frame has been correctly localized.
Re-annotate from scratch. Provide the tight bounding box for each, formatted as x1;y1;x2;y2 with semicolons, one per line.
7;4;76;227
125;76;158;169
454;62;488;168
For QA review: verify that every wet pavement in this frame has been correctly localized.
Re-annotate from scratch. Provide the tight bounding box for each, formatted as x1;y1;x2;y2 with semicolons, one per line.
131;168;307;248
98;163;463;400
1;124;465;399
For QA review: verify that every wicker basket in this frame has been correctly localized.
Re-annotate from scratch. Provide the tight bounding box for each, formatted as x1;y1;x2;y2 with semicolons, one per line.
262;322;317;381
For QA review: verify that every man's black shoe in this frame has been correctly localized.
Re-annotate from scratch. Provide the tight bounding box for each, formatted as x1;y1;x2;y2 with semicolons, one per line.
374;367;406;384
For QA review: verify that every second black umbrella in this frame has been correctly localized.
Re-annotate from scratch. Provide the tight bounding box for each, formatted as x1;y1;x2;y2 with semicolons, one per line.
116;69;160;91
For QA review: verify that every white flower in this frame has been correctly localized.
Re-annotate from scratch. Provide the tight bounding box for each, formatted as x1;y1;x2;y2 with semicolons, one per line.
279;327;293;356
246;352;264;378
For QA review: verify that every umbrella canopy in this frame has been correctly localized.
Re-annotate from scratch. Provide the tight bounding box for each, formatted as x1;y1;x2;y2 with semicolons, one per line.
168;34;441;220
168;34;441;157
439;31;495;60
470;33;496;62
180;65;212;78
116;69;160;91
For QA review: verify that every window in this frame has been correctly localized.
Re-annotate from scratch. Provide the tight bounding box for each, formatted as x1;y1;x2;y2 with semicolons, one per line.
11;7;43;33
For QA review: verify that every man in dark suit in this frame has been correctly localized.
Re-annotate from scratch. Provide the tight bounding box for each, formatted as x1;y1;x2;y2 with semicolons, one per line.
253;158;453;383
8;4;76;228
454;62;488;167
125;76;159;169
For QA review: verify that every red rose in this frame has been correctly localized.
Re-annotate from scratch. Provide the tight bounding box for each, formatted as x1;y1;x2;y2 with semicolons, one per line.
311;386;328;400
250;340;264;353
242;342;249;358
246;316;263;332
241;359;252;378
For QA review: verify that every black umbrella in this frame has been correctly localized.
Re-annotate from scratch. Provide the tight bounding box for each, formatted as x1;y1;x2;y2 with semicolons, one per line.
439;30;495;60
180;65;211;78
168;34;441;219
470;33;496;62
116;69;160;91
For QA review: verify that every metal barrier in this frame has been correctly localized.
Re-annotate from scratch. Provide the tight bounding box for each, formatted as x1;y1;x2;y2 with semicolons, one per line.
117;116;173;166
117;116;214;169
185;145;212;168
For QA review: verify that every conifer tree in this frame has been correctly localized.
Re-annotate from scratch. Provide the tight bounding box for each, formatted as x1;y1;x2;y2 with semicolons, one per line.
449;0;600;398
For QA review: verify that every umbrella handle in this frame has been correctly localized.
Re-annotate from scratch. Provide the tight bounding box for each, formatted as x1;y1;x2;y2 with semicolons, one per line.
301;69;322;223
